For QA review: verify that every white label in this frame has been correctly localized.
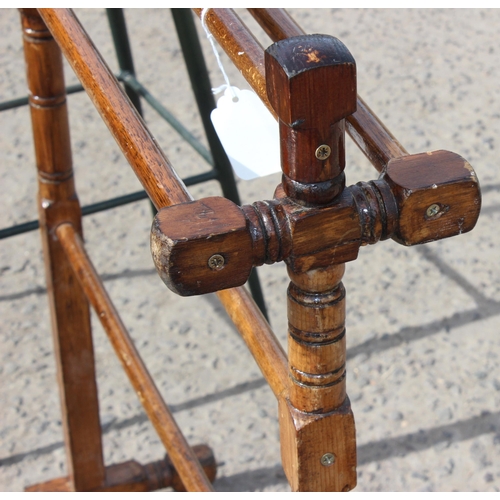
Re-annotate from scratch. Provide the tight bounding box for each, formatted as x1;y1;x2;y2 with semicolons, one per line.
211;86;281;180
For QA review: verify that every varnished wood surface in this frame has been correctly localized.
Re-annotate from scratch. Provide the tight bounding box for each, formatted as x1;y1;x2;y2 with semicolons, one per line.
56;222;215;492
26;445;216;492
192;8;276;118
217;286;288;400
287;266;347;413
20;9;106;491
39;6;288;420
151;197;254;296
38;8;192;209
279;397;356;492
266;29;357;491
265;34;356;204
248;8;304;41
347;96;408;172
151;148;481;291
250;8;409;171
383;150;481;245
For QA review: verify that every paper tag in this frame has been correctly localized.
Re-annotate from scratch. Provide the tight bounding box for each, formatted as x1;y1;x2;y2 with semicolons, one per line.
211;87;280;180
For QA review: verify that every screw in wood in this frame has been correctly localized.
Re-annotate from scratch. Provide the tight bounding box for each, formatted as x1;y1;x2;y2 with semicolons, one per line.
426;203;440;218
315;144;331;160
320;452;336;466
208;254;225;270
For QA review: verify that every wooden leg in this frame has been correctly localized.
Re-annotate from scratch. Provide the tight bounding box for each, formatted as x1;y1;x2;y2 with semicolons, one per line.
279;264;356;491
20;8;106;491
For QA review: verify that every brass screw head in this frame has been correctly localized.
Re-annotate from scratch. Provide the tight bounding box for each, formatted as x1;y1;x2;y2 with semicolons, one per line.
208;254;225;270
315;144;331;160
426;203;440;218
320;452;336;466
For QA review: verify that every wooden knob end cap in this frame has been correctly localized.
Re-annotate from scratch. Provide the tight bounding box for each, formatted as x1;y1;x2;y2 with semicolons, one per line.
265;34;356;128
383;150;481;245
150;197;253;296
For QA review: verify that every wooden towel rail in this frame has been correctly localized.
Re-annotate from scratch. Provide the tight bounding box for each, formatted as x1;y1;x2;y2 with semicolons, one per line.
17;7;481;491
36;6;290;405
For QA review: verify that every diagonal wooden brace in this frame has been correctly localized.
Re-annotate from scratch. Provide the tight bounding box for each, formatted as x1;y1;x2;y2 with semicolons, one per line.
150;34;481;491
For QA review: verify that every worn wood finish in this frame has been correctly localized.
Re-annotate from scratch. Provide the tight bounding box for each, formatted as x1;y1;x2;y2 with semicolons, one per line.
151;197;254;296
56;222;215;492
265;34;356;204
249;8;408;172
287;265;347;412
281;266;356;491
38;8;192;209
151;148;480;294
217;287;288;400
279;397;356;492
192;8;276;118
26;444;216;492
347;96;408;172
151;204;290;396
382;150;481;245
22;7;482;492
248;8;303;40
150;25;479;491
39;6;288;427
20;8;106;491
266;35;357;491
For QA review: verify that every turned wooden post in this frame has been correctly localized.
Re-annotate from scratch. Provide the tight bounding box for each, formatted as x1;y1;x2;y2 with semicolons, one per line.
20;8;106;491
149;26;480;493
266;35;357;492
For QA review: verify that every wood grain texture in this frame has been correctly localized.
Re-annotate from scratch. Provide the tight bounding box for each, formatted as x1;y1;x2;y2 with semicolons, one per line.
383;150;481;245
25;445;216;492
249;8;409;172
264;32;357;491
39;7;288;447
38;8;192;209
216;286;288;400
287;265;347;413
265;35;356;204
279;397;356;492
248;8;304;40
151;151;481;287
192;8;276;118
151;197;253;296
56;223;215;492
347;95;408;172
281;266;356;492
20;8;106;492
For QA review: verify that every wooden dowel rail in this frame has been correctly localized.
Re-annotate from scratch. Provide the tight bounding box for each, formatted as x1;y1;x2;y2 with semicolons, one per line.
18;7;481;492
248;8;409;172
197;8;408;173
56;222;214;492
37;8;288;401
38;8;191;209
217;288;288;399
192;8;275;118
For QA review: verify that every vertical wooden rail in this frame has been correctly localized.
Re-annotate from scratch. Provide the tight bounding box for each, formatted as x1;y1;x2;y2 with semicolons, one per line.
19;8;106;491
266;35;357;491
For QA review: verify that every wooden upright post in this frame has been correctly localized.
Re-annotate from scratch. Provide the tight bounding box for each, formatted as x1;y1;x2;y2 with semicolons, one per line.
265;34;357;492
20;9;106;491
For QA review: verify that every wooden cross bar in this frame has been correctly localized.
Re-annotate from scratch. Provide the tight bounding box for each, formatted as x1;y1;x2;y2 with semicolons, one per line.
151;33;481;491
